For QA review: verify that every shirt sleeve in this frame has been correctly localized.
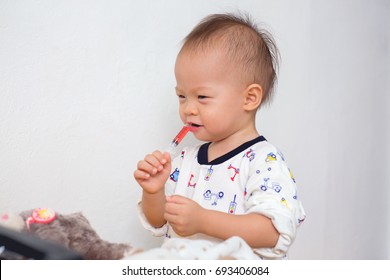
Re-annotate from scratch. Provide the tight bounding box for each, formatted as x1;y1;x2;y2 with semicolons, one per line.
244;146;306;259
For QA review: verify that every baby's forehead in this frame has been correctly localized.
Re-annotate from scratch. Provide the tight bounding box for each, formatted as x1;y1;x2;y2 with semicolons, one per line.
179;44;223;58
175;46;251;87
178;42;238;66
176;46;238;73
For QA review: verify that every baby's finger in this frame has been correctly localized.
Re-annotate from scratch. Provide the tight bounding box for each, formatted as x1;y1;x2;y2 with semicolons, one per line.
133;169;150;180
164;201;182;215
151;150;168;165
145;153;165;170
163;211;177;224
137;160;158;175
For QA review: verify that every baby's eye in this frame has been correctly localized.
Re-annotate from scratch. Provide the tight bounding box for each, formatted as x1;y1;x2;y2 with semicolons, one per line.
177;95;186;103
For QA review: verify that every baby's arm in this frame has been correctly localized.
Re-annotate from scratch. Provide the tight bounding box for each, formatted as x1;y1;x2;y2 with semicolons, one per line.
164;195;279;248
134;151;171;228
201;209;279;248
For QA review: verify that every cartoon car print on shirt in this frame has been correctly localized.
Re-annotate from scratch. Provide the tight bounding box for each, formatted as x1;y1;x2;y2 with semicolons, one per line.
203;190;224;206
260;178;282;193
265;152;277;162
170;168;180;182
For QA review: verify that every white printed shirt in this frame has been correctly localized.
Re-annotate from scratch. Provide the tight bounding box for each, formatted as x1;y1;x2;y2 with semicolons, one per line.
138;136;306;259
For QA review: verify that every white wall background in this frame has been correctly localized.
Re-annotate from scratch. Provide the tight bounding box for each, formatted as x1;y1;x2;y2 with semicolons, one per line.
0;0;389;259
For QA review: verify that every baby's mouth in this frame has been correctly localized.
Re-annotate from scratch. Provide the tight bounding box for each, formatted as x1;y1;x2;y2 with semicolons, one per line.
187;122;202;130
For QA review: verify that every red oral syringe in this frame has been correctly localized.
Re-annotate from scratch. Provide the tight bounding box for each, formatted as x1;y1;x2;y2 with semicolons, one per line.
166;126;190;154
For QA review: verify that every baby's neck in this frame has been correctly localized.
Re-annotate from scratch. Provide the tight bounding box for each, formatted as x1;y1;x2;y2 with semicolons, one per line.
207;130;260;162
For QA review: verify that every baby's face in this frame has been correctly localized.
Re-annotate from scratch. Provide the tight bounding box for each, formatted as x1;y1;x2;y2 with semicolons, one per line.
174;48;249;143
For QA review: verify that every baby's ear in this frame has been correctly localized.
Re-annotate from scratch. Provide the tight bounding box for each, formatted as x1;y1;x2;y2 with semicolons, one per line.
243;83;263;111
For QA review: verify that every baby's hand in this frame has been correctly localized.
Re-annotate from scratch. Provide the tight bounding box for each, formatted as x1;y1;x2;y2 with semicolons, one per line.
134;151;171;194
164;195;206;237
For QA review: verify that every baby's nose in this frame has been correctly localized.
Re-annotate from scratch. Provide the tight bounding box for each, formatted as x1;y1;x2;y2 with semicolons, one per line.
183;101;198;115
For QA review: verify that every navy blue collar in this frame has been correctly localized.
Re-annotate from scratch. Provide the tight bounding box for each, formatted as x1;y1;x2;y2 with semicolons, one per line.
197;136;267;165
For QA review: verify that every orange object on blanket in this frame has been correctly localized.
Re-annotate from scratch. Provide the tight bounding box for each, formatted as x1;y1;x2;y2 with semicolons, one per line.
26;208;56;230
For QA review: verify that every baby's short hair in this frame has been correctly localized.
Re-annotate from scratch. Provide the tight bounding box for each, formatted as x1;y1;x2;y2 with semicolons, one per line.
180;13;279;106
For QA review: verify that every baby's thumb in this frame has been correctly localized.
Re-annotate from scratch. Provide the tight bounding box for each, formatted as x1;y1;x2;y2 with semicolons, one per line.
163;152;171;162
162;152;172;170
